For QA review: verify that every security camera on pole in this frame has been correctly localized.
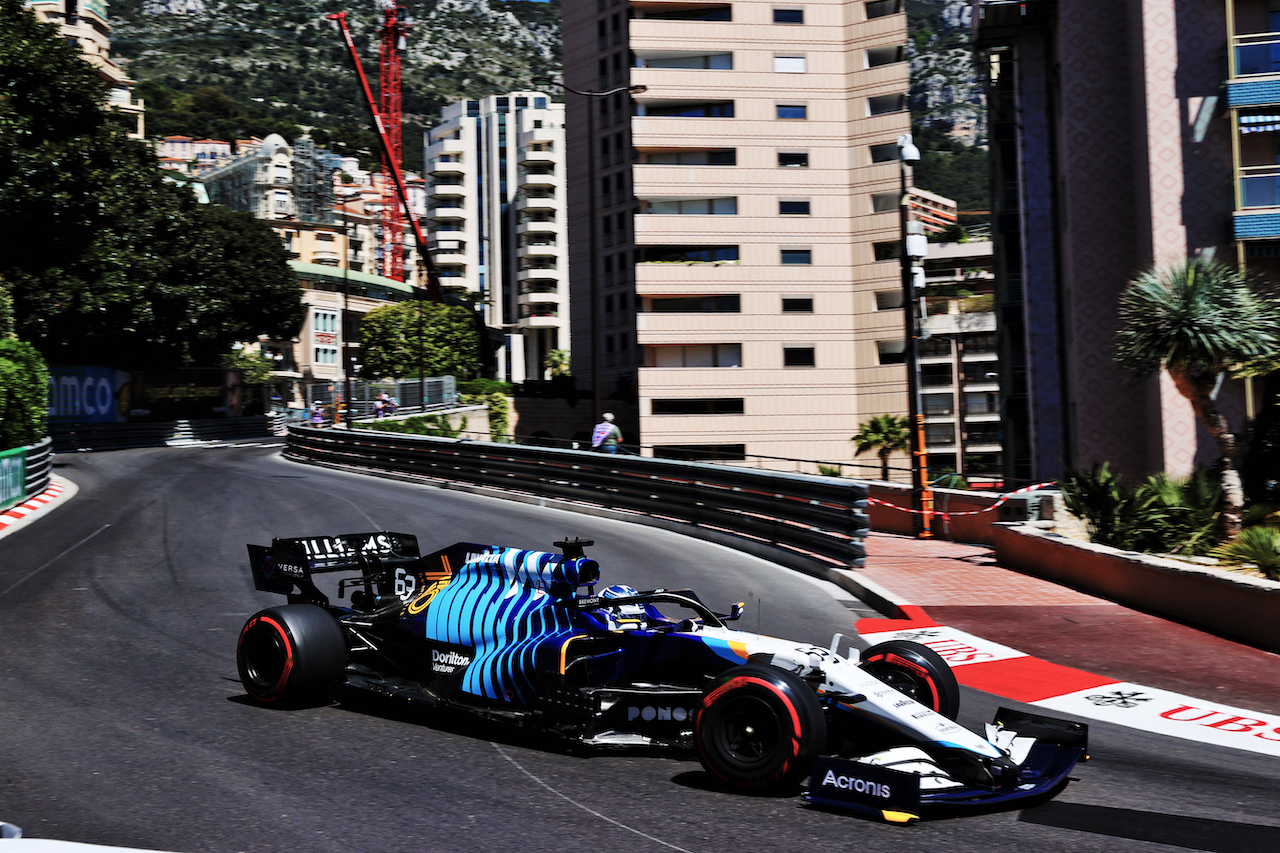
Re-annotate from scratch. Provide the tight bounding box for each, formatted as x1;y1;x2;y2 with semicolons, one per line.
898;133;934;538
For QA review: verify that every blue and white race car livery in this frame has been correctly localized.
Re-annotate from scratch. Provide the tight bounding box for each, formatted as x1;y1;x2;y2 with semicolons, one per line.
236;532;1087;822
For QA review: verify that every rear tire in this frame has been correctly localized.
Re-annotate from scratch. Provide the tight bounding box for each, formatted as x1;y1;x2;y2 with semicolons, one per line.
859;639;960;720
694;664;826;792
237;604;346;707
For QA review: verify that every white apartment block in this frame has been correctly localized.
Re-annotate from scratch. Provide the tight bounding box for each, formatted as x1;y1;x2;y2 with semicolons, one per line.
563;0;912;465
27;0;145;138
424;94;569;383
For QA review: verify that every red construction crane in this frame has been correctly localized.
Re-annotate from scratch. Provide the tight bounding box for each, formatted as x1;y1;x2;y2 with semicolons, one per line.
377;0;408;283
329;10;442;302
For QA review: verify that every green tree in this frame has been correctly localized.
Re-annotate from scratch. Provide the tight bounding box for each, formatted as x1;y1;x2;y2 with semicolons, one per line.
852;414;911;482
0;338;49;450
1115;256;1280;536
359;301;480;380
0;0;303;369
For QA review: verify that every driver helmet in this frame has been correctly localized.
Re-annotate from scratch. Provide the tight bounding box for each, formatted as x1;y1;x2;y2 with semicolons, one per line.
597;583;646;627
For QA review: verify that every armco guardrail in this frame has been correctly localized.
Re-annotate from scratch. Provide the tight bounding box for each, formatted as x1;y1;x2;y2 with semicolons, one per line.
285;426;868;569
1;437;52;513
52;415;277;452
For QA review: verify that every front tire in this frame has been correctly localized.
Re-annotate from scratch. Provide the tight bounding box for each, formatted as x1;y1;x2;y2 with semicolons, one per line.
694;664;826;791
237;604;346;707
859;639;960;719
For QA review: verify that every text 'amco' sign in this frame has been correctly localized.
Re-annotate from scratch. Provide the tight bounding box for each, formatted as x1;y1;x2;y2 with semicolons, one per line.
48;365;128;424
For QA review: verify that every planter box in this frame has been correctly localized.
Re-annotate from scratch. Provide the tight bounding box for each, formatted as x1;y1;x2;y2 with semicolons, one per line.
991;522;1280;653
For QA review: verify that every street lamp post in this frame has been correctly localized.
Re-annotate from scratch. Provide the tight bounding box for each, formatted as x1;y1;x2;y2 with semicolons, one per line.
898;133;933;538
542;79;646;419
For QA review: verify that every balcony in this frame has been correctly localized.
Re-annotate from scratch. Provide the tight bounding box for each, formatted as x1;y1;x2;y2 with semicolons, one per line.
519;147;556;166
517;239;558;258
519;169;557;188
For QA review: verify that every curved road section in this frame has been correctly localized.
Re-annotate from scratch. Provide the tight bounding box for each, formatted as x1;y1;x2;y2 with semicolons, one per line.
1;443;1279;852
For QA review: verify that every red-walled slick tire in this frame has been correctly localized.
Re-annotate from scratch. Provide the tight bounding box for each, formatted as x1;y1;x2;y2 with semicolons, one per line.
859;639;960;720
694;664;826;791
237;604;346;707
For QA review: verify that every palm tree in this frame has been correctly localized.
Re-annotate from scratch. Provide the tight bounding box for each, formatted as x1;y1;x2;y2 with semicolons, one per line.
852;414;911;481
543;349;571;378
1115;256;1280;536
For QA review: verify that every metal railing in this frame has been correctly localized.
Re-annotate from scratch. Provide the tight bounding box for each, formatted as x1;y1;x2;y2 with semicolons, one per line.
285;426;869;569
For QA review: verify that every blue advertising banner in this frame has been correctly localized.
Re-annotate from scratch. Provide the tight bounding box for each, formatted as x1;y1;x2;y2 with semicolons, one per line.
0;448;25;512
47;365;130;424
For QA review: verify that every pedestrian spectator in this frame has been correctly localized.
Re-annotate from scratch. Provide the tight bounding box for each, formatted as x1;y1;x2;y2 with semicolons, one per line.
374;398;384;418
591;412;623;454
310;403;325;427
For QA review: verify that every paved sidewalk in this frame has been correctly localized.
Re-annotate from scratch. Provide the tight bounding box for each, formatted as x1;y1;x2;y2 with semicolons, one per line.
855;531;1280;720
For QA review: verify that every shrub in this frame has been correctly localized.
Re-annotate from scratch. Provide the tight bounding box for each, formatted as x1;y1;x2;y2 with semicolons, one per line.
0;339;49;451
1059;462;1221;554
1212;526;1280;580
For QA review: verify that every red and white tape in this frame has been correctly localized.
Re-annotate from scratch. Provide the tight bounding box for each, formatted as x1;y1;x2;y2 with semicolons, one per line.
866;481;1057;523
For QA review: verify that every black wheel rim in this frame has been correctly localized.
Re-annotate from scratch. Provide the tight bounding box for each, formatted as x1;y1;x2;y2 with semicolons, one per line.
243;625;287;690
868;666;928;706
711;695;783;770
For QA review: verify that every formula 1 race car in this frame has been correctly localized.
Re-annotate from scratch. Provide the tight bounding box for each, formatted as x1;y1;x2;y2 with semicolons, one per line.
236;532;1087;822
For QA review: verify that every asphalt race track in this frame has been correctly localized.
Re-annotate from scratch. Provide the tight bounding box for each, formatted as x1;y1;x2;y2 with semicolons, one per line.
3;443;1280;853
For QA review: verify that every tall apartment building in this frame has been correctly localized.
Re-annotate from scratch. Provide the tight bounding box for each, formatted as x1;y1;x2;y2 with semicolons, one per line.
974;0;1261;484
424;94;569;383
562;0;912;464
26;0;145;138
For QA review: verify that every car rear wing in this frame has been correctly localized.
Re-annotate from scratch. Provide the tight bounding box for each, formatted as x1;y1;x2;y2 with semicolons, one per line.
246;531;422;604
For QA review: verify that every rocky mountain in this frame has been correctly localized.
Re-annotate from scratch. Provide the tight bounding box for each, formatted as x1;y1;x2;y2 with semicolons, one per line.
907;0;985;146
109;0;561;162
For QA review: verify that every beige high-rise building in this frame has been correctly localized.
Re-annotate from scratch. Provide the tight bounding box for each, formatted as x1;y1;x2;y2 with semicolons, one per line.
563;0;912;466
27;0;145;138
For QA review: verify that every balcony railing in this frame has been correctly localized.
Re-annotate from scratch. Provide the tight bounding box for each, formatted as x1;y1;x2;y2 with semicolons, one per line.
1241;163;1280;207
1234;33;1280;77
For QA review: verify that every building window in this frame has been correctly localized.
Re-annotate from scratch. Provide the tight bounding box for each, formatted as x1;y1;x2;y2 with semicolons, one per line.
646;344;742;367
316;232;336;242
773;8;804;23
870;143;899;163
866;45;904;67
640;245;739;263
872;241;900;261
874;290;904;310
868;94;906;116
966;422;1003;445
648;294;741;312
314;346;338;365
782;297;814;312
645;101;735;117
923;394;954;416
865;0;902;19
925;423;956;447
313;310;337;333
643;149;736;165
774;55;806;73
778;151;808;167
871;191;898;213
877;340;906;365
921;363;953;387
780;249;812;265
783;347;816;367
640;4;732;20
779;200;811;215
643;197;738;214
965;391;1000;414
776;103;807;119
653;444;746;461
639;53;733;70
652;398;745;415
